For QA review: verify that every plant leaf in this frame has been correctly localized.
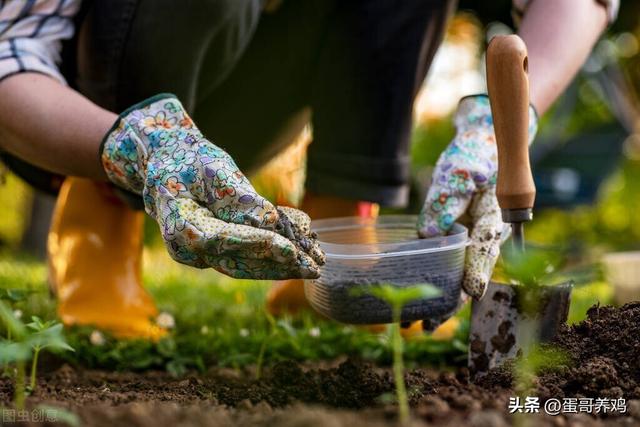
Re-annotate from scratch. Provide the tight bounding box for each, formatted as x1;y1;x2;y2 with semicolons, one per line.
0;341;32;363
501;246;563;287
27;323;74;353
0;300;26;339
353;283;441;309
5;289;28;302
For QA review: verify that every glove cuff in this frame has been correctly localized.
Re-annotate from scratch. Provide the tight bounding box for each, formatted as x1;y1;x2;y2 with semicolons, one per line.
99;93;180;154
454;95;493;130
455;94;538;145
99;93;192;195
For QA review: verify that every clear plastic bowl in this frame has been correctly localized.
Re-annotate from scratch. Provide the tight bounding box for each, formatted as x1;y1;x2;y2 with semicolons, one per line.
304;215;468;326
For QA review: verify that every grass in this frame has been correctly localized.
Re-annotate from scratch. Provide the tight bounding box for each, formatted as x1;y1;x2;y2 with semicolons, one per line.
0;246;614;377
0;169;617;378
0;221;616;379
0;248;471;374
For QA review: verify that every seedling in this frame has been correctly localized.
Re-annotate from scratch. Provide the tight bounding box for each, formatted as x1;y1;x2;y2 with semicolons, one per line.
255;311;277;380
354;283;441;424
25;316;74;390
513;345;568;395
0;301;73;409
500;245;562;288
497;247;571;426
254;311;302;380
511;344;569;427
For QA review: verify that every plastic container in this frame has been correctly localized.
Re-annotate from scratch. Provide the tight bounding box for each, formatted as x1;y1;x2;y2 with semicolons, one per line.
603;251;640;304
304;215;468;326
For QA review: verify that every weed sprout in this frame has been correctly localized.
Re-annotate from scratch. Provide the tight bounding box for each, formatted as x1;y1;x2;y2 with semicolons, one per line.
0;301;74;409
353;283;440;424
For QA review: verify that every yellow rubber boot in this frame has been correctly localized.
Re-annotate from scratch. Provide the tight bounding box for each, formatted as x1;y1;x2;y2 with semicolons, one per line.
266;193;379;315
397;317;462;341
48;177;165;340
362;318;461;340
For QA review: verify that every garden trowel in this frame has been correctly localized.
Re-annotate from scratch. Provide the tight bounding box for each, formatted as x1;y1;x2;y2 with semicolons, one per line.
468;35;572;378
488;34;535;251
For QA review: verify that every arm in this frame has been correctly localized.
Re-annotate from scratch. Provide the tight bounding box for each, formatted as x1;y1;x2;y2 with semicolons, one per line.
0;2;324;279
0;73;115;179
0;0;112;179
518;0;609;114
419;0;613;299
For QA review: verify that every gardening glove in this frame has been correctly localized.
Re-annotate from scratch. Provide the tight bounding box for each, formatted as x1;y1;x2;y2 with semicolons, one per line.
417;95;537;300
101;94;325;279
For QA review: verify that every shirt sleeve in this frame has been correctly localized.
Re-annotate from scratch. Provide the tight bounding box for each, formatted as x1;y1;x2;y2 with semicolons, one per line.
512;0;619;25
0;0;82;85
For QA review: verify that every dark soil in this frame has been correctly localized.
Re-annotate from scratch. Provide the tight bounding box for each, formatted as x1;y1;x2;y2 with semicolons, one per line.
538;301;640;400
2;303;640;426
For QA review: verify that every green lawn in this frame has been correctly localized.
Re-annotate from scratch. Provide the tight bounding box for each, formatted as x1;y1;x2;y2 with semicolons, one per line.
0;244;613;376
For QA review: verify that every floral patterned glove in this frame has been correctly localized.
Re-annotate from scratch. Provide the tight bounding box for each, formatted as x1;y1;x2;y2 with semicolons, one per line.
101;94;325;279
417;95;537;299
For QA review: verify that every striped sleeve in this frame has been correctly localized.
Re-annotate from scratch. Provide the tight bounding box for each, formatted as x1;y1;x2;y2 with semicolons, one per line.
0;0;82;84
513;0;619;25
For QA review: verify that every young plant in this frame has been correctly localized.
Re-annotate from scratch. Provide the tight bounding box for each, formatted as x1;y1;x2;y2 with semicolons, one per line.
254;311;302;380
499;245;562;289
498;245;567;330
0;300;29;409
354;283;440;425
255;311;277;380
513;345;568;395
0;301;73;409
25;316;74;390
512;345;569;427
498;247;571;426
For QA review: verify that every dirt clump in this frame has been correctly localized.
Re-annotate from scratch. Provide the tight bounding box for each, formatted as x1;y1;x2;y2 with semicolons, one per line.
535;302;640;400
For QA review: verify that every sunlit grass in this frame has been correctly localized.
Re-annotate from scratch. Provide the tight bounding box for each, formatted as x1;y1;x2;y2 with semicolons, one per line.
0;246;471;373
0;173;31;246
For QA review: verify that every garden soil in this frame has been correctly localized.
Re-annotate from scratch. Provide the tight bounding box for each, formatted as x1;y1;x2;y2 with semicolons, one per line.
2;302;640;427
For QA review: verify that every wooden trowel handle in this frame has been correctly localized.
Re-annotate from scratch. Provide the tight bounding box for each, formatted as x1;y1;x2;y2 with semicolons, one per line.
486;35;535;213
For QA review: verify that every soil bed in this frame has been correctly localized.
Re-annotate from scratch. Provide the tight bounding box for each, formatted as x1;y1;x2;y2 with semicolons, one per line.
2;303;640;426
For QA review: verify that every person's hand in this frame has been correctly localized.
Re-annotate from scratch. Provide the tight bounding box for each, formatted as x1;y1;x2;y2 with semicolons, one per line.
101;94;325;279
417;95;537;299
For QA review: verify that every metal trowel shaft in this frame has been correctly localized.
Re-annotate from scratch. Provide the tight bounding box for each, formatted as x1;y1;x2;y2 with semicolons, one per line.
510;223;525;252
504;208;532;252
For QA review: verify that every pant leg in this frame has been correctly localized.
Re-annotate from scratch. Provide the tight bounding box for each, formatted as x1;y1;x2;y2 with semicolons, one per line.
193;0;338;173
307;0;457;207
75;0;455;210
76;0;323;175
76;0;264;113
